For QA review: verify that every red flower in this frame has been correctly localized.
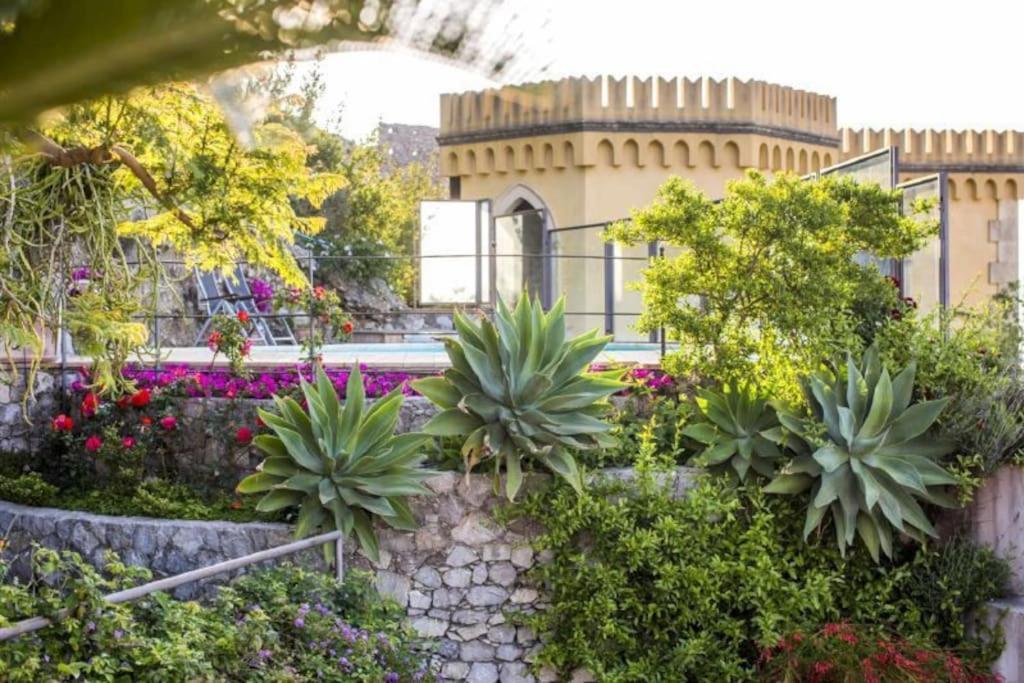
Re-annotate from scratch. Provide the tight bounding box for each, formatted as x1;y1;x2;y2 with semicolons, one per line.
80;392;99;418
236;427;253;445
129;388;151;408
116;395;131;410
85;435;102;452
255;415;266;428
230;500;243;510
51;414;74;432
141;416;153;426
160;416;178;431
237;310;250;324
122;436;136;449
342;320;354;335
207;330;222;352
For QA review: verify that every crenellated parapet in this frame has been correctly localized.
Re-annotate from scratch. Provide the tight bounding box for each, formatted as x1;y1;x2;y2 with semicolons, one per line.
840;128;1024;173
440;76;838;147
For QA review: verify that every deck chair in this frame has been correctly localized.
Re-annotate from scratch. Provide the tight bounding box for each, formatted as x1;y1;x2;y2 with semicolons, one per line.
193;267;296;346
222;266;296;345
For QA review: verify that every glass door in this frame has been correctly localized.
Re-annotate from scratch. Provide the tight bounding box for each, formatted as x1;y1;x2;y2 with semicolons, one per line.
492;208;546;308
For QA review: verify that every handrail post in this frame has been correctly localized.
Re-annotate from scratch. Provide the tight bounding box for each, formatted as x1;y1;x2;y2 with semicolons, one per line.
335;538;344;582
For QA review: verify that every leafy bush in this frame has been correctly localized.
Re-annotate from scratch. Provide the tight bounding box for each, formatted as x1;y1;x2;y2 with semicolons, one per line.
758;623;998;682
682;384;784;481
0;547;433;682
238;364;434;562
505;455;1006;682
875;294;1024;480
605;171;937;401
766;345;957;561
0;473;57;506
414;295;627;499
579;394;694;469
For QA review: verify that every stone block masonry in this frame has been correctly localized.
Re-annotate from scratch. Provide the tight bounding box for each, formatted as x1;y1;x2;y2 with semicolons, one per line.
0;467;699;682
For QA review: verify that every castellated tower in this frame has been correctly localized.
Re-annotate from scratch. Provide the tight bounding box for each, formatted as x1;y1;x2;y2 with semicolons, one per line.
437;75;1024;320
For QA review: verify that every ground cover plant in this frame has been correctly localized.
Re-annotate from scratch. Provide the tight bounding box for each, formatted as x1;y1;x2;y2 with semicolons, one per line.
0;547;434;682
506;450;1009;682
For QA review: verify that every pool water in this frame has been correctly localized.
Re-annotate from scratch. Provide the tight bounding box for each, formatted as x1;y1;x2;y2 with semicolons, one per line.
314;341;667;354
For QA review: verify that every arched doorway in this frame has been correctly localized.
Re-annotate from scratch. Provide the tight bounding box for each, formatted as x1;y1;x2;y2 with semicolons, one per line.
492;186;553;307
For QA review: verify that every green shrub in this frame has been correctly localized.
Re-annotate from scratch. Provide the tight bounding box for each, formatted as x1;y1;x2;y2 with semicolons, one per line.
876;294;1024;480
506;456;1007;682
605;171;937;401
579;395;695;469
238;364;434;562
682;383;784;481
415;294;626;499
0;546;432;682
766;345;958;561
0;472;57;506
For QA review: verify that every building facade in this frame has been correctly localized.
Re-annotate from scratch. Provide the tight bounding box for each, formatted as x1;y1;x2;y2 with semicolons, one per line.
434;76;1022;337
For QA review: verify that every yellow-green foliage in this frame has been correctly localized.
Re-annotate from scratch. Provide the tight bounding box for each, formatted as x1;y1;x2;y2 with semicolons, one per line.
47;84;344;286
605;171;937;401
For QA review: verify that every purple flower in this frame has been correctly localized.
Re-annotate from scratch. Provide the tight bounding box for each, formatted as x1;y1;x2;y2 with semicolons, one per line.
250;278;275;313
86;621;96;633
293;617;305;628
114;629;124;639
385;673;399;683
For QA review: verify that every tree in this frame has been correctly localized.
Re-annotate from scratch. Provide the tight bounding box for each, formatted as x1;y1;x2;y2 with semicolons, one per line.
0;83;342;392
606;171;937;399
309;138;442;300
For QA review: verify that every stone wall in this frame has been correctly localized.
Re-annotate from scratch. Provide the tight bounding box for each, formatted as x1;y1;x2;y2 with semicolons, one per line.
169;396;437;483
0;369;73;454
946;465;1024;679
0;467;699;683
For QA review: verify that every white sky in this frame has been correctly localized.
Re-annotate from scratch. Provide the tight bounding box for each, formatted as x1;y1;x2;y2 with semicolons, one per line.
303;0;1024;140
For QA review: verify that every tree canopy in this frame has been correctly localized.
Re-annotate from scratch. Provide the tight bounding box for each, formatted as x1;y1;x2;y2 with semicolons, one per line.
606;171;938;398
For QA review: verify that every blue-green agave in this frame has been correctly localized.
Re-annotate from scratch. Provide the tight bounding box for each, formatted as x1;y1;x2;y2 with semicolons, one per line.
681;383;785;481
412;294;627;500
764;345;958;561
236;365;434;562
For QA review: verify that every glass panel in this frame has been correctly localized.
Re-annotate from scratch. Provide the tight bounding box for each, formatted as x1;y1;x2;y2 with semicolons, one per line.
613;242;649;341
551;226;605;339
478;201;491;304
900;177;943;314
419;200;480;304
824;149;899;276
494;209;545;307
822;149;895;189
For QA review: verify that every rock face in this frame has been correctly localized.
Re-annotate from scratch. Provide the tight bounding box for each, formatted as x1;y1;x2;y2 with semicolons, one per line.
0;468;700;682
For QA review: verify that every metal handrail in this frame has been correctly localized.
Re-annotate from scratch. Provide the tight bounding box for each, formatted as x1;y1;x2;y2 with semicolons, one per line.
0;530;343;642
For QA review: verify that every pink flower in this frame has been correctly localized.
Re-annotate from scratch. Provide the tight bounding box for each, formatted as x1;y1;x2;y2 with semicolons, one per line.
160;416;177;431
236;427;253;445
51;414;74;432
122;436;136;449
85;435;102;452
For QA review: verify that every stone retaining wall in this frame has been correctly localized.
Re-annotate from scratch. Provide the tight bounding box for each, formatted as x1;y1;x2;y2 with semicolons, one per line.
0;467;700;683
169;396;437;483
0;369;74;454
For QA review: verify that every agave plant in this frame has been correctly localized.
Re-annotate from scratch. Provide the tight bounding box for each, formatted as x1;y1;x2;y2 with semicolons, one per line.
237;365;434;562
412;294;627;500
764;345;958;561
681;384;785;481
